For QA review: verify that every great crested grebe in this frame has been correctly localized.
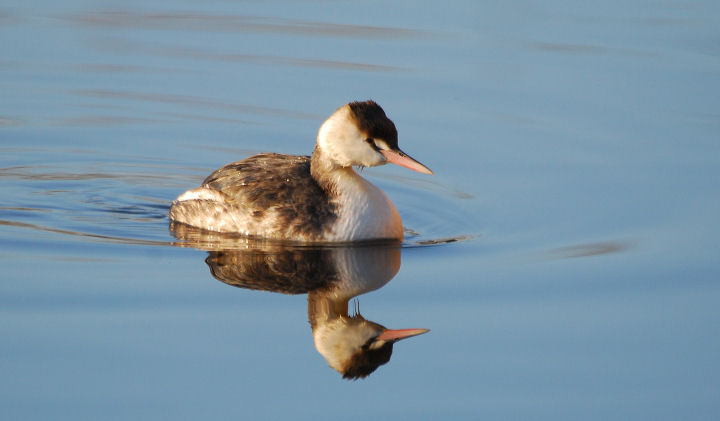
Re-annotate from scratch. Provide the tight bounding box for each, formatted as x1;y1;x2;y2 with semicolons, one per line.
169;100;432;242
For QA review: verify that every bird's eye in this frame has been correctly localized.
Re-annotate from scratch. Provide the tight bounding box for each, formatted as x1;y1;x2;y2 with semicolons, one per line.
361;337;374;350
365;138;380;151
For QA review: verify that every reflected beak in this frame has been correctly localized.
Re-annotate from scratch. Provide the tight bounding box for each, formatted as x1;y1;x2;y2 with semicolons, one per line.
375;328;430;342
380;149;433;175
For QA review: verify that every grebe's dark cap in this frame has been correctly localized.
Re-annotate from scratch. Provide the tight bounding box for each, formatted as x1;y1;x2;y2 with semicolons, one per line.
347;100;399;149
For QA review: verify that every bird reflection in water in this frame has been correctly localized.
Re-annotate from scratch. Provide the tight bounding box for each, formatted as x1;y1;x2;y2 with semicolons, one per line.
170;222;428;379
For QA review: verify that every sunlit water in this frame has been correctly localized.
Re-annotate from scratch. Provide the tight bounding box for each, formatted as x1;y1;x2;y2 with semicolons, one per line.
2;1;719;420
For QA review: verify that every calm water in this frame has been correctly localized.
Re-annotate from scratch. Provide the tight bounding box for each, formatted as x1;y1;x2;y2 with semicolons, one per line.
2;1;719;419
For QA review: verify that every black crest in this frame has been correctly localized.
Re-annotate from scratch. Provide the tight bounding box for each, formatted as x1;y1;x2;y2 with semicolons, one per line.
348;100;399;149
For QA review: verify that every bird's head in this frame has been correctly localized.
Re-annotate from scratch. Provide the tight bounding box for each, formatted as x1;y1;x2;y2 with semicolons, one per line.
313;313;428;379
315;100;433;174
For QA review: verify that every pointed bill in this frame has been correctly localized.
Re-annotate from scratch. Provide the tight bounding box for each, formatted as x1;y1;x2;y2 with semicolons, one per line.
375;328;430;342
380;149;433;175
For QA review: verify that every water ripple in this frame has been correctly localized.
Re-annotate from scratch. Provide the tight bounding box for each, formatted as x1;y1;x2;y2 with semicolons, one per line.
544;241;634;259
1;159;480;249
71;89;320;120
65;11;430;40
87;37;408;73
0;219;171;246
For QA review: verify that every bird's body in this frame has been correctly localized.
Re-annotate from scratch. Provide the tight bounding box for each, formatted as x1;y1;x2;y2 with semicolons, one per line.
169;101;432;242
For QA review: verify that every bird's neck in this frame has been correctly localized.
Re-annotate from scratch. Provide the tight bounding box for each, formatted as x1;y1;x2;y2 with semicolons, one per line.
308;291;348;330
310;146;363;195
310;145;403;241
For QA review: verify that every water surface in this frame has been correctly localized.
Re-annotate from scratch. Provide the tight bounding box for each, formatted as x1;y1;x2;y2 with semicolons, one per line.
2;1;719;420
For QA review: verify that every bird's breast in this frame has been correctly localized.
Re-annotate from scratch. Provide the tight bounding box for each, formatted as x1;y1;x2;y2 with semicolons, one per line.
326;173;403;242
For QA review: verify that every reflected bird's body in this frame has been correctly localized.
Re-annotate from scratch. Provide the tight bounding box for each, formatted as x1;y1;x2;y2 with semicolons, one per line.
169;101;432;242
183;235;430;379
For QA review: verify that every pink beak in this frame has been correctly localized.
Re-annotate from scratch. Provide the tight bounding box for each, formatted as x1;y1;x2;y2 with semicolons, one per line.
380;149;433;175
375;328;430;342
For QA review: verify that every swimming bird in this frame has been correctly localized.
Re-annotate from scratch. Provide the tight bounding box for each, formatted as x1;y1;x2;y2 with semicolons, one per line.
169;100;432;242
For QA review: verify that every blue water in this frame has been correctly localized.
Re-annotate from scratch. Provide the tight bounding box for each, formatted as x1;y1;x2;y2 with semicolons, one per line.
2;1;719;419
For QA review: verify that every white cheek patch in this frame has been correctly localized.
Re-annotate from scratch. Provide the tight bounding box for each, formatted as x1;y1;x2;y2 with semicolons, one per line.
373;139;390;151
317;107;386;168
